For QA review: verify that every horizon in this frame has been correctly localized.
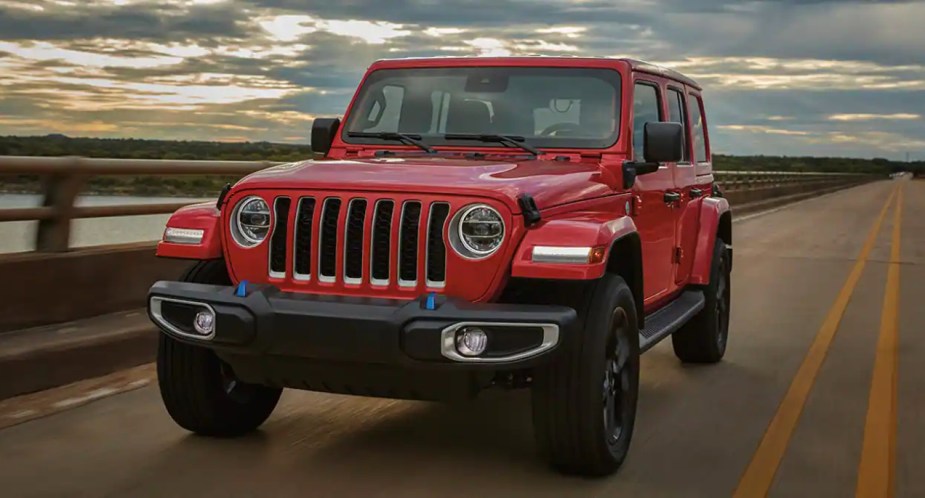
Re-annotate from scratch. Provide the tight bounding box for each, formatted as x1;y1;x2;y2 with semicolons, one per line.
0;1;923;161
4;133;924;164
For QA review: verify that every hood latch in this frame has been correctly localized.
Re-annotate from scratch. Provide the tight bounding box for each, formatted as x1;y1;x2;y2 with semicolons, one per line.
518;194;542;227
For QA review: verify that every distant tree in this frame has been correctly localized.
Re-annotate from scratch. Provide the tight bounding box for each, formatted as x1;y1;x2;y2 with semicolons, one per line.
0;134;905;196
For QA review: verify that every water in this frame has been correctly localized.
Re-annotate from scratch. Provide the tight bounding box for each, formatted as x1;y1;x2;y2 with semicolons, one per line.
0;194;210;254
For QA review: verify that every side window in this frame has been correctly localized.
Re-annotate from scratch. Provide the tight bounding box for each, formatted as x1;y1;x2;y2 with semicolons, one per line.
688;94;708;163
362;85;404;132
633;83;662;161
667;88;689;163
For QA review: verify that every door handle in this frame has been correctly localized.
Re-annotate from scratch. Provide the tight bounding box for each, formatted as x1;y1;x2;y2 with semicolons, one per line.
664;191;681;203
690;188;703;198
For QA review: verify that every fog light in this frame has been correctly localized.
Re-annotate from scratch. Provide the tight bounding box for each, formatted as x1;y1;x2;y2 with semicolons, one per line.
456;327;488;357
193;310;215;336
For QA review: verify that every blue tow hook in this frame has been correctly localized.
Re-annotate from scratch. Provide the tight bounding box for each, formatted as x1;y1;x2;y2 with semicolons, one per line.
235;280;249;297
425;292;437;310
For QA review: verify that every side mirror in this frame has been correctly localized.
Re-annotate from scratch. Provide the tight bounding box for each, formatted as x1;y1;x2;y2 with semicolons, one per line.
622;122;684;189
643;122;684;164
311;118;341;156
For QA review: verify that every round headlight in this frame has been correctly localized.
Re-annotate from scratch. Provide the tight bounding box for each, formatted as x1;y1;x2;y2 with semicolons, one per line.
450;204;505;259
231;196;271;247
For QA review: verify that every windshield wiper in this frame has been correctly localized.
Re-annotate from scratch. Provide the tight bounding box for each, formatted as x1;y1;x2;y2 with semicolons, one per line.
443;134;541;157
346;131;436;154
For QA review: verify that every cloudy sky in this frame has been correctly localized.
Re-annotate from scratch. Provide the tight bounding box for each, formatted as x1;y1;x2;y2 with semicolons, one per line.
0;0;923;159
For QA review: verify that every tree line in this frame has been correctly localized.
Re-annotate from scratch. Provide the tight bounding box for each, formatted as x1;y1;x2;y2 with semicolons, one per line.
0;135;921;197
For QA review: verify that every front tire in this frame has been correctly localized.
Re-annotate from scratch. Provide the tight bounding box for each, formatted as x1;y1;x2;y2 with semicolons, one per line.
672;237;731;363
157;260;282;437
531;274;641;476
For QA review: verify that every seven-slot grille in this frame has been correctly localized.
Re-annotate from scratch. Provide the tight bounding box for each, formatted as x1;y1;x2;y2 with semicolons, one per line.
267;195;451;289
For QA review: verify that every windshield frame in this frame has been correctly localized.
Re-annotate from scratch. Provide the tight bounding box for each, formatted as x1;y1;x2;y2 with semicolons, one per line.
340;66;623;151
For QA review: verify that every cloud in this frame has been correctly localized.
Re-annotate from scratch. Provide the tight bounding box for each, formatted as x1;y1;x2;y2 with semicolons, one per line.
828;113;921;122
0;1;250;42
259;14;412;44
663;57;925;90
717;125;811;136
0;0;922;159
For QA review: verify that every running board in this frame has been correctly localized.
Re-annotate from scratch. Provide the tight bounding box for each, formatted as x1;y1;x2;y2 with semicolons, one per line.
639;290;706;353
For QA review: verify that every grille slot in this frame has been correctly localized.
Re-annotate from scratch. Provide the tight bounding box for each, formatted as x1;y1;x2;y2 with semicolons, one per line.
399;201;422;286
319;198;341;282
293;197;316;280
344;199;368;283
426;203;450;287
371;200;394;285
269;197;291;277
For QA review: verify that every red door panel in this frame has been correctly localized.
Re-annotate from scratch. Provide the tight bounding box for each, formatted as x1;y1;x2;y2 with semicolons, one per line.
633;168;676;305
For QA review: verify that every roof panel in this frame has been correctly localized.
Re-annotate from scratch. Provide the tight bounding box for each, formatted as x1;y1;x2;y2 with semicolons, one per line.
366;56;700;89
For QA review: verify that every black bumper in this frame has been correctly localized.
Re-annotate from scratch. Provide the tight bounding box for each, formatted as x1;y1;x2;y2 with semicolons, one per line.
147;281;578;371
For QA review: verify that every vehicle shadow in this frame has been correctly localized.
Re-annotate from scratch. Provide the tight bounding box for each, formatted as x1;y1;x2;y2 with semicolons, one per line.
109;355;740;497
114;390;621;497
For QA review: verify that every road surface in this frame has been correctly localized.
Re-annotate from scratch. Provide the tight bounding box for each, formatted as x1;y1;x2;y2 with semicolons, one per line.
0;179;921;497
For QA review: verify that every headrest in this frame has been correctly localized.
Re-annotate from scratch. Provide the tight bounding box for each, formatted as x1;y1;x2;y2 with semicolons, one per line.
446;99;492;134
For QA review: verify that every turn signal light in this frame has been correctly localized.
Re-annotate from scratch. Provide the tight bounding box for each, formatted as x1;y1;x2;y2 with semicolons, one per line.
531;245;608;264
589;246;607;264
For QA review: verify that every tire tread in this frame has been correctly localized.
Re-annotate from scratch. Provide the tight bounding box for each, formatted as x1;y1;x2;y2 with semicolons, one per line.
157;260;281;437
671;238;729;363
532;274;639;476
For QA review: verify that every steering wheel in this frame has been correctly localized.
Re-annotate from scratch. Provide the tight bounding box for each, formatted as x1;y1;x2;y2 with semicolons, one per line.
539;122;583;136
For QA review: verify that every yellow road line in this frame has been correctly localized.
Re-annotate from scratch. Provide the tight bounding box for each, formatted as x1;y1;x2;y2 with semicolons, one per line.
856;184;903;498
733;185;898;498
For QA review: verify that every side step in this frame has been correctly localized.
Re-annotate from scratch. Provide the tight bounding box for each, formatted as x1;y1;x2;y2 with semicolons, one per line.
639;290;705;353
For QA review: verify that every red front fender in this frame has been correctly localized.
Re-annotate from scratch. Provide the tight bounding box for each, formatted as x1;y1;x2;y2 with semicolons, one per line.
511;208;638;280
155;202;224;260
689;196;731;286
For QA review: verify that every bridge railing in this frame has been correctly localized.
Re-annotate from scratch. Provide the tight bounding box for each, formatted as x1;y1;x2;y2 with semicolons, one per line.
0;156;277;252
0;155;876;252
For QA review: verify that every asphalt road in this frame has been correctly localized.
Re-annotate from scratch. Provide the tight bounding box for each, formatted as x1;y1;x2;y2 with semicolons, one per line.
0;179;921;498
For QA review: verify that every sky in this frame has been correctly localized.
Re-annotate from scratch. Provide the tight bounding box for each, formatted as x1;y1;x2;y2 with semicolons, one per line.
0;0;923;159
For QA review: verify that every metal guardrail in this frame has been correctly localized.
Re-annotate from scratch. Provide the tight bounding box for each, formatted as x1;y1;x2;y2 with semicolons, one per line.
0;155;874;252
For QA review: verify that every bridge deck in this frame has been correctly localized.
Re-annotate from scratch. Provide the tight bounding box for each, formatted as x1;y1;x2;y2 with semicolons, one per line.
0;180;921;497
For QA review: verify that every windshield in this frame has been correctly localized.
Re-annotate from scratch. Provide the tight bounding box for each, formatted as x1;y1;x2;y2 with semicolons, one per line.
342;67;621;150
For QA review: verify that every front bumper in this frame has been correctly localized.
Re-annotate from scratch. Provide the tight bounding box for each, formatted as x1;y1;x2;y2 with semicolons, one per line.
147;281;577;372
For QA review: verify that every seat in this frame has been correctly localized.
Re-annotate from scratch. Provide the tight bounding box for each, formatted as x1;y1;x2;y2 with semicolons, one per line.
445;100;493;134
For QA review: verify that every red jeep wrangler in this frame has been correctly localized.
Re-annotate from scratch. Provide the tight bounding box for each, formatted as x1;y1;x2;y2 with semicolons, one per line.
149;57;731;476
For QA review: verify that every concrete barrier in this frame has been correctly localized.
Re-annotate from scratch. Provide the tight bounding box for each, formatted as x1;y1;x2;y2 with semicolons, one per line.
2;242;187;333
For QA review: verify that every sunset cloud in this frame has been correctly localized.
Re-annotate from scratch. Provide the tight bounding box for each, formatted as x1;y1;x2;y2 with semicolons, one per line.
0;0;922;159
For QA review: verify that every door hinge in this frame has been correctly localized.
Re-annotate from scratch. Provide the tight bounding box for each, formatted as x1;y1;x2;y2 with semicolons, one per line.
673;247;683;264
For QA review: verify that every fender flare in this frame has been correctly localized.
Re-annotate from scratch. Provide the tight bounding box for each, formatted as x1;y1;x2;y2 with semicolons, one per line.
511;214;638;280
689;196;732;286
155;202;224;260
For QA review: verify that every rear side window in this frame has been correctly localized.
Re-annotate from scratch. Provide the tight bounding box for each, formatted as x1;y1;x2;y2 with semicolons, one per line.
688;94;708;163
633;83;662;162
667;89;689;162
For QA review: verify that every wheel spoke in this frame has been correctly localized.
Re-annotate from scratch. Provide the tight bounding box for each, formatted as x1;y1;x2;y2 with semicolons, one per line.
603;306;632;444
604;389;617;440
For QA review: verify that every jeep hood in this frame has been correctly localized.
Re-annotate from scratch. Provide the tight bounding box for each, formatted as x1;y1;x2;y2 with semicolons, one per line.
233;156;616;213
